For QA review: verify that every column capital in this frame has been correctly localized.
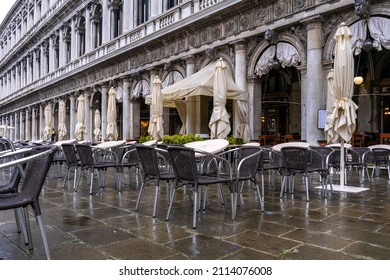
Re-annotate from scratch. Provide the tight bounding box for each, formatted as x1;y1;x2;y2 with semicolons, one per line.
182;55;196;64
301;15;324;31
231;39;248;51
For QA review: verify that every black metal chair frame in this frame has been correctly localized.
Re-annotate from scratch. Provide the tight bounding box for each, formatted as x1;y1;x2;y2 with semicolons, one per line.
0;145;58;260
135;145;175;218
75;144;121;195
166;146;235;229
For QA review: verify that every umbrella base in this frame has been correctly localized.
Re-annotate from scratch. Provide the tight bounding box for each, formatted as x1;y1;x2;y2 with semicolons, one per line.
315;184;369;193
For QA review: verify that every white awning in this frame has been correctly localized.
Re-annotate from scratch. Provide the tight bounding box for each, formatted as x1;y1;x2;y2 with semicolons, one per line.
146;60;247;106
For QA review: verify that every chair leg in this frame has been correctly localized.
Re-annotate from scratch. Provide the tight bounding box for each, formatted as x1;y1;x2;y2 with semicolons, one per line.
305;176;310;202
135;182;145;211
255;183;264;212
152;181;159;218
62;168;70;189
89;170;94;195
22;207;33;250
15;208;29;245
231;191;236;221
35;214;51;260
192;190;198;229
74;168;81;191
166;188;176;221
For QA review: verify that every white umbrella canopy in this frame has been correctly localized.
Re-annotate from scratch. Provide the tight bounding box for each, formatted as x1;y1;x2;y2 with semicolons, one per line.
148;76;164;140
325;23;359;188
326;23;358;143
94;109;102;142
106;87;118;141
43;104;52;141
57;100;67;141
209;58;231;139
74;95;85;141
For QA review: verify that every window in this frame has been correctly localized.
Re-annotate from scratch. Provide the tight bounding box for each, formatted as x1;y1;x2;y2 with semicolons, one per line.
138;0;149;25
113;4;123;38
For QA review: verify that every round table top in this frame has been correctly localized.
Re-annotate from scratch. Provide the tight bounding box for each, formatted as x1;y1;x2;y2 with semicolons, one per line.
326;143;352;149
54;139;77;146
93;140;126;149
242;142;261;147
142;140;157;146
272;141;310;152
184;139;229;155
368;144;390;150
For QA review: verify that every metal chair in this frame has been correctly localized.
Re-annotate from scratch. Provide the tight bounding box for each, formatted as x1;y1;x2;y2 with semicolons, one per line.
370;148;390;179
114;145;140;190
135;145;175;218
166;146;234;229
280;146;330;201
0;145;58;260
61;143;81;189
346;147;372;183
75;144;121;194
219;146;263;214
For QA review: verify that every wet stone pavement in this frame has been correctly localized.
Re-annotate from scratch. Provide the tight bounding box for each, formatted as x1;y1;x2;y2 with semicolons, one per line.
1;164;390;260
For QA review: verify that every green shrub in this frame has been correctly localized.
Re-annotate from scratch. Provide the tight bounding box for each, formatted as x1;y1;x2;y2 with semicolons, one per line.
227;136;244;145
138;135;153;143
163;134;204;145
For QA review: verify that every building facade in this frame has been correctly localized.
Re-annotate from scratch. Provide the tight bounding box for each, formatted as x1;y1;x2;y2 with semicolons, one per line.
0;0;389;145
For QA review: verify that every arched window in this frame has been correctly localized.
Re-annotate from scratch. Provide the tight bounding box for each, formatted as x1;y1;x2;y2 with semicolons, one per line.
113;3;123;38
138;0;149;25
77;17;86;56
64;27;71;63
167;0;178;10
92;4;103;48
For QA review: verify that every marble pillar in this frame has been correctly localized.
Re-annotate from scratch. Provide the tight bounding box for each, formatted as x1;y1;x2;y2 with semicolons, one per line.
185;56;196;134
122;77;131;140
101;84;108;141
69;95;75;139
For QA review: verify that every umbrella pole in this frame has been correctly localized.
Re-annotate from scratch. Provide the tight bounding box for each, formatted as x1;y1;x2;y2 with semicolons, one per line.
340;140;345;188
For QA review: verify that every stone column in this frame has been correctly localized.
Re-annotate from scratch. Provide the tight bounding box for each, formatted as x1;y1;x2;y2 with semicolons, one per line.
25;108;30;141
39;104;44;140
19;111;24;140
102;0;110;44
122;77;131;140
59;26;65;67
109;4;116;40
247;77;262;140
84;89;92;141
49;35;55;73
85;5;92;53
101;83;109;141
15;112;19;140
184;56;196;134
150;1;162;18
71;18;77;61
69;95;75;139
234;40;249;140
26;52;32;84
32;107;37;141
123;0;134;31
304;17;324;145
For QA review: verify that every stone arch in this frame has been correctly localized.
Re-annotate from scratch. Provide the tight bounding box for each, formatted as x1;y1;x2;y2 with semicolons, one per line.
248;32;306;77
323;2;390;61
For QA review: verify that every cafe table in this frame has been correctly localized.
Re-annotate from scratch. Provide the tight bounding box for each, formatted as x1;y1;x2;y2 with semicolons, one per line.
272;141;310;152
184;139;229;156
367;144;390;150
141;140;157;146
93;140;126;149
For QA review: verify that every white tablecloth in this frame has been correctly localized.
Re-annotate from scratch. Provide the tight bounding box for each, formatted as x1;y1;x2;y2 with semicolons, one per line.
184;139;229;155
